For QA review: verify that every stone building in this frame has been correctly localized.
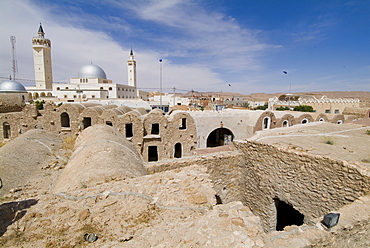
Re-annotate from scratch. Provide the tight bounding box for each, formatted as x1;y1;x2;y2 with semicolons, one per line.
0;96;366;161
25;24;149;102
269;94;360;113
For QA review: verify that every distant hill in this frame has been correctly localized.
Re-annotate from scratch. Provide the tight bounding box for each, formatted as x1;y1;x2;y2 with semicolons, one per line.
179;91;370;102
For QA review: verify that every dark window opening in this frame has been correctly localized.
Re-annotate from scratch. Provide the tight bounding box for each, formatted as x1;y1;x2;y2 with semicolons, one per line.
61;112;70;127
263;117;270;129
106;121;113;126
274;198;304;231
148;146;158;162
125;123;133;137
3;122;11;139
215;195;223;205
206;128;234;147
151;123;159;135
174;143;182;158
301;119;308;124
83;117;92;129
282;120;288;127
179;118;187;130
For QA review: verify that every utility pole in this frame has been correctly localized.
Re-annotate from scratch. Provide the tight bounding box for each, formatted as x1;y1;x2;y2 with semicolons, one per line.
159;59;163;110
172;87;176;107
10;36;18;80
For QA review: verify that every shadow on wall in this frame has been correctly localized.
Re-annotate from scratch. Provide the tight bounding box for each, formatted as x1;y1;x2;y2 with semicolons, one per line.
0;199;38;236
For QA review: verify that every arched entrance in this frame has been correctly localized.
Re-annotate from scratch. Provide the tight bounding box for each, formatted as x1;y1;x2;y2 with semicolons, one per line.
174;143;182;158
3;122;11;139
206;128;234;147
262;116;271;130
61;112;70;127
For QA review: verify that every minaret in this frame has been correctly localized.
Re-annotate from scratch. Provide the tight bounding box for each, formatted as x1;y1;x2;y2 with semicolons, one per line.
127;49;137;88
32;24;53;89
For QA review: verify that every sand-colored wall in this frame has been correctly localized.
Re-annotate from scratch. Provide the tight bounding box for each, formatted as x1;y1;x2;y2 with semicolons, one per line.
235;140;370;232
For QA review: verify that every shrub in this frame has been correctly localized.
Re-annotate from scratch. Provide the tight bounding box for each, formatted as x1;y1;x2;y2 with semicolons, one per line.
255;103;268;110
276;106;290;111
34;100;45;110
293;105;314;112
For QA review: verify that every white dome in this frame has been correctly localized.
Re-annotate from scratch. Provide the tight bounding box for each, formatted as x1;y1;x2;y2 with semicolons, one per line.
0;80;27;93
78;64;107;79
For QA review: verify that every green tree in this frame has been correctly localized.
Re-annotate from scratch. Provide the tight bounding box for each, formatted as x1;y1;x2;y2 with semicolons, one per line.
293;105;314;112
276;106;290;111
241;102;250;108
34;100;45;110
255;103;268;110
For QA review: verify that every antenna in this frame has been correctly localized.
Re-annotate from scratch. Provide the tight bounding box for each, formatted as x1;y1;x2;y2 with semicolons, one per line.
10;36;18;80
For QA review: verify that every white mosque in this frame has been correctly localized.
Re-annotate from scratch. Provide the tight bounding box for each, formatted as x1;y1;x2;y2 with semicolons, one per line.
25;24;149;102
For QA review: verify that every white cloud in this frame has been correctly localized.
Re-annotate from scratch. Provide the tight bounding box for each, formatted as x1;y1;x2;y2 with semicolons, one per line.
0;0;229;92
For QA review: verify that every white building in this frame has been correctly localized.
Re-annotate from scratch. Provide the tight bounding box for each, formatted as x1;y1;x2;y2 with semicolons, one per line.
149;94;191;112
26;24;149;102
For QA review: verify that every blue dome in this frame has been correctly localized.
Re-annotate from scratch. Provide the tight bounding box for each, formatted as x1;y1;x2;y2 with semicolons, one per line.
0;80;27;93
78;64;107;79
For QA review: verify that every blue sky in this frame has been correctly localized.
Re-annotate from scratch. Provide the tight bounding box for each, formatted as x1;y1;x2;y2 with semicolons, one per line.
0;0;369;94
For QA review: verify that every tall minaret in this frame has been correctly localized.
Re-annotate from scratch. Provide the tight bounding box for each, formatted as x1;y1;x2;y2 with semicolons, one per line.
127;49;137;88
32;24;53;89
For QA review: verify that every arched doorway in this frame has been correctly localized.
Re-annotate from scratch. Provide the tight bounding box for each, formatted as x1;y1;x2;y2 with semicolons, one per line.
61;112;70;127
282;120;289;127
174;143;182;158
301;118;309;124
206;128;234;147
3;122;11;139
262;116;271;130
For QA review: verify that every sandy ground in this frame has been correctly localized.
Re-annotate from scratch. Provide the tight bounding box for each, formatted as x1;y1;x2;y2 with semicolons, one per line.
249;122;370;168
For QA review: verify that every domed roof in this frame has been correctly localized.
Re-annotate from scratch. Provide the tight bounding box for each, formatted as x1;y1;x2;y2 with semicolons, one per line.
78;64;107;79
0;80;27;93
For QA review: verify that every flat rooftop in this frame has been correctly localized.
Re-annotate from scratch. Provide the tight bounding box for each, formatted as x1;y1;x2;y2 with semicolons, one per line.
248;122;370;167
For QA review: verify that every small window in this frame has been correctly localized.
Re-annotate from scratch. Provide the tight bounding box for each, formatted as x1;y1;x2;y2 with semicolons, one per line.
151;123;159;135
109;87;112;91
92;95;95;98
126;123;133;137
325;109;331;114
57;87;60;90
179;118;186;130
65;87;69;89
106;121;113;126
334;109;339;114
